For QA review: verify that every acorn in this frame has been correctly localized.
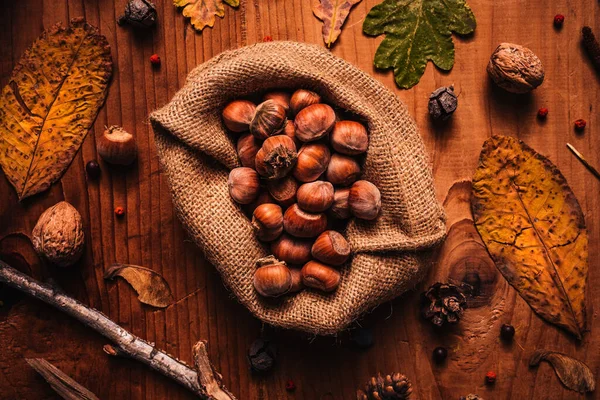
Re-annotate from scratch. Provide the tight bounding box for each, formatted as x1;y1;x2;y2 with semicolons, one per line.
330;188;351;219
311;230;351;266
296;181;334;212
283;204;328;238
271;234;313;265
290;89;321;116
228;167;260;204
266;176;299;208
237;133;261;169
349;180;381;220
252;203;284;242
222;100;257;132
250;100;287;140
301;260;340;292
293;143;331;183
255;135;298;180
330;121;369;155
253;256;292;297
294;103;336;142
97;126;137;166
326;154;361;186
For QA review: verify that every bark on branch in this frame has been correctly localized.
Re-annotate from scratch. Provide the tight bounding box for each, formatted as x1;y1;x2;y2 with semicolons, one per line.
0;260;236;399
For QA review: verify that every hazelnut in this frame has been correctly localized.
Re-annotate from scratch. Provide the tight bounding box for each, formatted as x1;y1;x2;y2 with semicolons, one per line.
326;153;361;186
290;89;321;116
288;267;304;293
253;256;292;297
263;91;291;115
252;203;284;242
294;104;336;142
271;234;313;265
283;204;327;238
284;120;300;147
311;230;351;266
349;180;381;220
296;181;334;212
330;121;369;155
266;176;299;208
301;260;340;292
293;143;331;183
330;188;351;219
237;133;261;169
250;100;287;140
245;191;276;216
255;135;298;180
222;100;257;132
97;126;137;166
228;167;260;204
487;43;545;93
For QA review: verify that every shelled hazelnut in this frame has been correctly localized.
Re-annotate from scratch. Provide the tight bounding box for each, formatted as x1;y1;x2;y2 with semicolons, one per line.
222;89;383;298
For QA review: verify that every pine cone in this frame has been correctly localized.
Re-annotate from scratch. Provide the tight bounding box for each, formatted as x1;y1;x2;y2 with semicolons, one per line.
356;373;412;399
460;395;484;400
421;282;467;326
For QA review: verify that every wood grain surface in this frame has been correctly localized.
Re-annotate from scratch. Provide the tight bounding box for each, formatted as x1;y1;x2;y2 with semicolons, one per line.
0;0;598;399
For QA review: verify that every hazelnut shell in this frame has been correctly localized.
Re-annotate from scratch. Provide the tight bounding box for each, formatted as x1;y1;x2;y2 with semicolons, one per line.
283;204;327;238
255;135;298;180
326;153;361;186
252;203;284;242
296;181;334;212
228;167;260;205
294;103;336;142
330;121;369;155
290;89;321;116
293;143;331;183
301;261;341;292
253;257;292;297
311;230;351;266
97;126;137;166
222;100;257;132
348;180;381;220
250;100;288;140
271;234;313;265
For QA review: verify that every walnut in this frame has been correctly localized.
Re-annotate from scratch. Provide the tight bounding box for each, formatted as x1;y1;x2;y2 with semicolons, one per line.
32;201;85;267
487;43;545;93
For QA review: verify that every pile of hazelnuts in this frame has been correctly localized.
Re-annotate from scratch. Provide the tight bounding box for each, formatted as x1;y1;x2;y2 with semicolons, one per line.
224;89;381;299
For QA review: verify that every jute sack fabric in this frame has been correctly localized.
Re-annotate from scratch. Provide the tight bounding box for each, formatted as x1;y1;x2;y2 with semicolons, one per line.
150;41;446;335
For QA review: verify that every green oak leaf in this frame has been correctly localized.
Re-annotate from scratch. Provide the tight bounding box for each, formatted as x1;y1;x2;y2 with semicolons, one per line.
363;0;476;89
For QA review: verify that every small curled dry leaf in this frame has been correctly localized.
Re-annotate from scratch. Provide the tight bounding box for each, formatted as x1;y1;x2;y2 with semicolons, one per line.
313;0;362;48
529;350;595;393
104;263;173;308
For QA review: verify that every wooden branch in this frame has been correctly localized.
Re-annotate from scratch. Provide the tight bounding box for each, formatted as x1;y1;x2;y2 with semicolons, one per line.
26;358;99;400
0;260;235;399
193;341;237;400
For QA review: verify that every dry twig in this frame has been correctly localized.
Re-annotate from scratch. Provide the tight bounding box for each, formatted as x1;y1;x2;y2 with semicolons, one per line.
26;358;99;400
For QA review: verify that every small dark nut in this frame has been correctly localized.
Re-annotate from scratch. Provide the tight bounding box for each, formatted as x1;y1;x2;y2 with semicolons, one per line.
283;204;327;238
271;233;313;265
117;0;158;28
255;135;298;180
290;89;321;116
330;121;369;155
248;338;278;373
301;260;340;292
293;143;331;183
250;100;287;140
326;153;361;186
311;230;351;266
428;86;458;122
294;103;336;142
222;100;257;132
296;181;334;212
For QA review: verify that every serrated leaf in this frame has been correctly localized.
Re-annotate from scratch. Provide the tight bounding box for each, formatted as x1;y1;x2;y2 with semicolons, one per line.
313;0;362;48
0;18;112;200
530;350;595;393
363;0;476;89
174;0;240;32
105;263;174;308
471;136;587;339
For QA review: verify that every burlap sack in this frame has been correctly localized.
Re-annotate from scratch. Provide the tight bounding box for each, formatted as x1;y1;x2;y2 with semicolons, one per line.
150;41;446;335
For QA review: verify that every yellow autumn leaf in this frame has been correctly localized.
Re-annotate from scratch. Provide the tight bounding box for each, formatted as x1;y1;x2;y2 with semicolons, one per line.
174;0;240;32
313;0;362;47
471;136;587;339
0;18;112;200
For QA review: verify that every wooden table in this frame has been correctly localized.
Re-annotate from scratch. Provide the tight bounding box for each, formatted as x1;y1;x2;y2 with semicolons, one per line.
0;1;598;399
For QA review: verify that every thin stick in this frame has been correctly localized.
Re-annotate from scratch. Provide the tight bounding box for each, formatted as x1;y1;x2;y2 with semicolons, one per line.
193;341;237;400
0;260;235;399
566;143;600;181
26;358;99;400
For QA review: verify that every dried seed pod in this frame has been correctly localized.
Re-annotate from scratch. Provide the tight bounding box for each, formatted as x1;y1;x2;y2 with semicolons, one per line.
487;43;545;93
290;89;321;116
271;234;313;265
263;91;291;115
428;86;458;122
330;121;369;155
255;135;298;180
253;256;292;297
349;180;381;220
250;100;288;140
288;267;304;293
293;143;331;183
222;100;257;132
330;188;351;219
97;126;137;166
266;176;299;208
326;153;361;186
311;230;351;266
228;167;260;204
301;260;340;292
252;203;284;242
117;0;158;28
247;338;278;373
296;181;334;212
283;204;328;238
237;133;261;169
294;103;336;142
32;202;85;267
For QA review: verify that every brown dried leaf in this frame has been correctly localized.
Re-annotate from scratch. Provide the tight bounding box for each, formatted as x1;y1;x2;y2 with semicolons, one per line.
104;263;173;308
174;0;239;32
313;0;362;47
0;18;112;200
26;358;99;400
529;350;595;393
471;136;587;339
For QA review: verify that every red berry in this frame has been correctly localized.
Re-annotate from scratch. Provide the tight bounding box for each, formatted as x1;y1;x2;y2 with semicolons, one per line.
285;379;296;391
115;207;125;217
574;119;587;131
537;107;548;118
263;35;273;42
149;54;161;65
485;371;497;384
553;14;564;28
